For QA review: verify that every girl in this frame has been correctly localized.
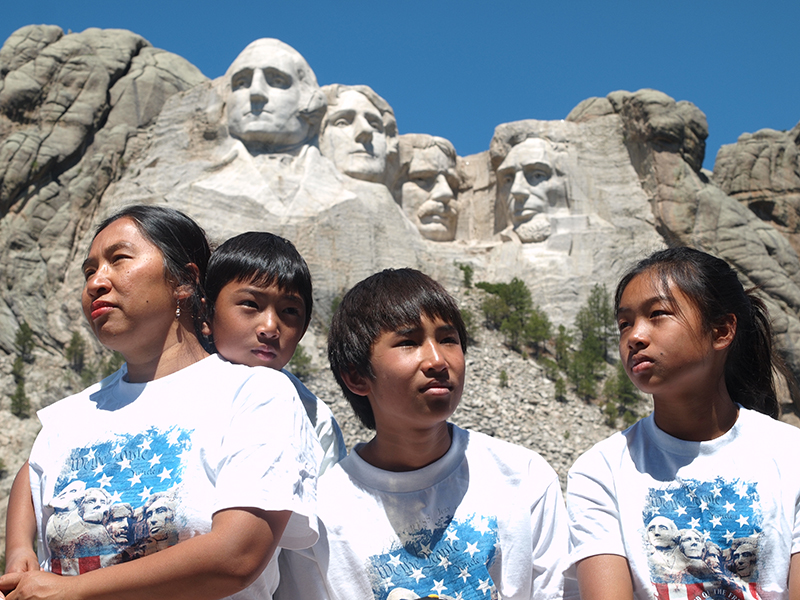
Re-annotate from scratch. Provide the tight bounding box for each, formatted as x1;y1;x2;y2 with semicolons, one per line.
567;247;800;599
1;205;320;600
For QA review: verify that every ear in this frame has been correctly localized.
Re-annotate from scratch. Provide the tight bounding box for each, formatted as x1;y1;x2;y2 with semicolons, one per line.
340;368;372;397
712;314;737;350
175;263;201;301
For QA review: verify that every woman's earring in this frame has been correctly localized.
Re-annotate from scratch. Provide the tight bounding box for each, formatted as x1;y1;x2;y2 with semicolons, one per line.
175;302;181;320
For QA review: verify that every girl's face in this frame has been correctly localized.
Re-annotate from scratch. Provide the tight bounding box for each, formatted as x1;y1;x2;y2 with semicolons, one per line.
616;272;731;401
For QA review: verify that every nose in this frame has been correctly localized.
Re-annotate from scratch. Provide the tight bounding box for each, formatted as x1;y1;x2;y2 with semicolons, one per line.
510;170;529;201
84;267;110;299
626;319;649;350
430;174;453;204
257;309;279;339
249;69;269;103
422;339;448;373
353;115;374;144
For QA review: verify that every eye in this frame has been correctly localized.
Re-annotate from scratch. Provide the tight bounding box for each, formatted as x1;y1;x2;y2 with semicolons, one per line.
498;171;514;186
265;69;292;89
111;252;131;263
617;319;630;332
524;167;549;185
83;267;96;280
239;299;259;310
333;117;351;127
442;334;461;346
367;117;384;132
650;309;668;319
231;71;252;91
410;175;435;190
283;306;302;317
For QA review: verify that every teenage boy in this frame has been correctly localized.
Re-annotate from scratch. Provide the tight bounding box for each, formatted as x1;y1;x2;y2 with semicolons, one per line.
203;231;346;472
277;268;574;600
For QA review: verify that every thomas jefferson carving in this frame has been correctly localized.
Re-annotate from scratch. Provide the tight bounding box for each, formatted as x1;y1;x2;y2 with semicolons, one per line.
320;84;397;184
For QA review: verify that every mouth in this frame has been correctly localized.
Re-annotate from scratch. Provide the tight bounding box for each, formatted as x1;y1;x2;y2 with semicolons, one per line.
629;354;654;374
420;379;454;395
251;345;279;362
90;301;115;321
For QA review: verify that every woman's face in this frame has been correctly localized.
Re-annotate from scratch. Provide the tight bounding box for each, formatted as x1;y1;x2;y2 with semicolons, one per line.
81;218;176;359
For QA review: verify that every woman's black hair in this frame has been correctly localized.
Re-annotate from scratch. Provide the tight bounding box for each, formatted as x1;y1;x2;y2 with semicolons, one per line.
328;268;467;430
94;205;211;340
615;246;791;418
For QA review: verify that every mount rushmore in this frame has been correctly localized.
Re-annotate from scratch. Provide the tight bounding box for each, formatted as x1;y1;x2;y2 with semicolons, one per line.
1;25;800;493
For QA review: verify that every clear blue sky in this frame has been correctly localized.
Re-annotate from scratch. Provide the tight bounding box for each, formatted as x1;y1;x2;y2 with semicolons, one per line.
2;0;797;170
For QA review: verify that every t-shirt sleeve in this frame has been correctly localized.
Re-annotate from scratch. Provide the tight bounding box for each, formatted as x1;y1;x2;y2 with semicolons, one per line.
528;457;579;600
212;369;323;550
566;446;627;569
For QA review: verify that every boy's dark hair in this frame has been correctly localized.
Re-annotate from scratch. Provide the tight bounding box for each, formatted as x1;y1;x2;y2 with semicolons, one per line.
328;268;467;429
95;205;210;340
615;246;795;419
205;232;313;330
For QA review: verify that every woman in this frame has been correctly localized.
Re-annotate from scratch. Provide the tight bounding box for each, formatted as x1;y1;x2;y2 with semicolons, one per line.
1;205;319;600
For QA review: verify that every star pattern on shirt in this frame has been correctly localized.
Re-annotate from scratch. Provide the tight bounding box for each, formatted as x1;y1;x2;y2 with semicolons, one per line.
53;425;193;508
367;515;498;600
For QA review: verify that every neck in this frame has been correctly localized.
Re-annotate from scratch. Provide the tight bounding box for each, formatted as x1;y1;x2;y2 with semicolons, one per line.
357;422;452;472
124;321;209;383
652;381;739;441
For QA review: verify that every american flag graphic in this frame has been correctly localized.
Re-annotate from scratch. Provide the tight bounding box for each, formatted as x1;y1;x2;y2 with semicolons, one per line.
52;426;192;506
367;515;498;600
642;476;763;599
47;425;193;572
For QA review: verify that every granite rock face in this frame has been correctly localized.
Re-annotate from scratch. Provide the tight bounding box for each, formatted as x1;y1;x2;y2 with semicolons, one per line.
2;28;800;412
713;123;800;255
606;90;800;377
0;26;206;353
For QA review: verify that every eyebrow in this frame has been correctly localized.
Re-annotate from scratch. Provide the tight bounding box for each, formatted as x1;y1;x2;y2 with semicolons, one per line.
616;294;669;316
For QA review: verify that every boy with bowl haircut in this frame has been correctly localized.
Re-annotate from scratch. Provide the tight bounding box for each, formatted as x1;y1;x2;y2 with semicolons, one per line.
277;268;574;600
203;231;346;473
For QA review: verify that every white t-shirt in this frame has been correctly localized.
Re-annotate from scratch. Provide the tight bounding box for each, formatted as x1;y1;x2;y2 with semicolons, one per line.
281;369;346;475
567;407;800;600
28;354;321;600
277;425;575;600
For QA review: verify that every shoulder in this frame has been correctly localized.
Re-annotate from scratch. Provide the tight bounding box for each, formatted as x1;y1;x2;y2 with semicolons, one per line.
460;426;559;483
737;406;800;441
36;366;126;425
569;419;644;477
207;355;296;391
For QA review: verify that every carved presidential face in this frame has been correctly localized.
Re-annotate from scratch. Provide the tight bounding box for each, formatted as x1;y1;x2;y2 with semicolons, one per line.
146;497;175;541
226;41;312;151
79;488;112;524
320;90;388;182
679;529;704;559
400;145;459;241
646;516;678;550
496;138;567;243
732;541;757;578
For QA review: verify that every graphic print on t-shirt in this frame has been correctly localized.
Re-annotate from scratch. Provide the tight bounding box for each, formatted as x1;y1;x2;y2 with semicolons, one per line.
642;477;762;599
367;514;498;600
46;426;192;574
